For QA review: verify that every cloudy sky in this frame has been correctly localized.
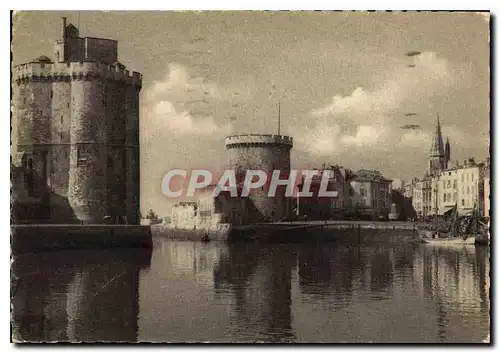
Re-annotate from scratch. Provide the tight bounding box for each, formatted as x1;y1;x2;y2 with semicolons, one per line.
12;11;490;216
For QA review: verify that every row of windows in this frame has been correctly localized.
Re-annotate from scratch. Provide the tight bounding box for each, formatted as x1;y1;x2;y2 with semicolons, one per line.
443;193;457;203
442;170;476;182
443;179;458;189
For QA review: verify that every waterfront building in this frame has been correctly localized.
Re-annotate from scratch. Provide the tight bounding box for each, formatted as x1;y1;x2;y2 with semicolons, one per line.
428;158;486;216
297;165;355;220
349;169;392;219
170;184;256;226
410;180;422;217
484;163;490;220
409;117;489;218
12;17;142;224
195;184;252;225
416;178;433;219
403;179;415;199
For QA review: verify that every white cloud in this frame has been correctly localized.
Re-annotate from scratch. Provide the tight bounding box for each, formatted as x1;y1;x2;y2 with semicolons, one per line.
151;101;224;136
141;63;234;137
294;51;454;156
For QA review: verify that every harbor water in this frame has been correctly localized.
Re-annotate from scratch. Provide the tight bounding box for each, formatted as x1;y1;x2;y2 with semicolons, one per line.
11;234;490;343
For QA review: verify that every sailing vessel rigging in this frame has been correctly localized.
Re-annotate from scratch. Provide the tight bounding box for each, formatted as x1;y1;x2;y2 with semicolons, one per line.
420;202;489;246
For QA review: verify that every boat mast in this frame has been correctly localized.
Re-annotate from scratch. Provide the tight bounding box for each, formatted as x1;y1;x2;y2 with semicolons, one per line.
434;182;438;229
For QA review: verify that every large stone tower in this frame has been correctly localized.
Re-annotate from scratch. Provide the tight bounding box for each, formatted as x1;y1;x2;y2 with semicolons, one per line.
13;18;142;224
225;134;293;222
428;116;450;176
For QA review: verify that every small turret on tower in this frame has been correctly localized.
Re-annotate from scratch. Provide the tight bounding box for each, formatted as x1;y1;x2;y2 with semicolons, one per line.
445;137;451;169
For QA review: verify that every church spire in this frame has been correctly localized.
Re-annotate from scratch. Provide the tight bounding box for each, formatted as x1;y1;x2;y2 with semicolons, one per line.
430;114;444;157
428;114;446;176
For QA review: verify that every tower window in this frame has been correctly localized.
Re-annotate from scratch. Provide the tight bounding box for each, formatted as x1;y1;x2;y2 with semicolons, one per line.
61;115;63;124
50;89;53;98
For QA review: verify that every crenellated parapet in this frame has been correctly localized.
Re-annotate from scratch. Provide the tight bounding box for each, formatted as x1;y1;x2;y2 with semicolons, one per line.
14;61;142;87
225;134;294;149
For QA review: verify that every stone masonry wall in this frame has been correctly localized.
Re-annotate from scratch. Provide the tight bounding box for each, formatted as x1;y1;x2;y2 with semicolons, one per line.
226;136;292;222
50;80;71;197
125;85;140;224
105;79;126;220
68;78;108;223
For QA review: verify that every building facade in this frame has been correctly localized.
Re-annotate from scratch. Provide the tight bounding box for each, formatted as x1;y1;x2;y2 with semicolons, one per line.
12;18;142;224
425;158;485;217
409;117;489;219
418;178;433;219
410;179;423;217
297;165;355;220
484;176;490;220
170;185;256;226
349;169;392;219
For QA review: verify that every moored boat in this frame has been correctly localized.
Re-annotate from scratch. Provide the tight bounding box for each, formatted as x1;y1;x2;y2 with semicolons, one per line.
421;235;476;246
419;202;489;246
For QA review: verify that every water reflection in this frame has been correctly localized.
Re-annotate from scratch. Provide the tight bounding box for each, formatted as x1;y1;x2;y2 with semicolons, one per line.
298;245;362;307
213;243;296;342
11;239;490;343
11;249;151;342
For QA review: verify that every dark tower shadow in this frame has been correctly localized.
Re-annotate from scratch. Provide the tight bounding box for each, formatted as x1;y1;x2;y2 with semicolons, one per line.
11;248;151;342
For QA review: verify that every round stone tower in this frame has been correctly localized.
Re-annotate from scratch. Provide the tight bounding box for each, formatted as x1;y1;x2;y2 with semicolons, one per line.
14;16;142;225
225;134;293;222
